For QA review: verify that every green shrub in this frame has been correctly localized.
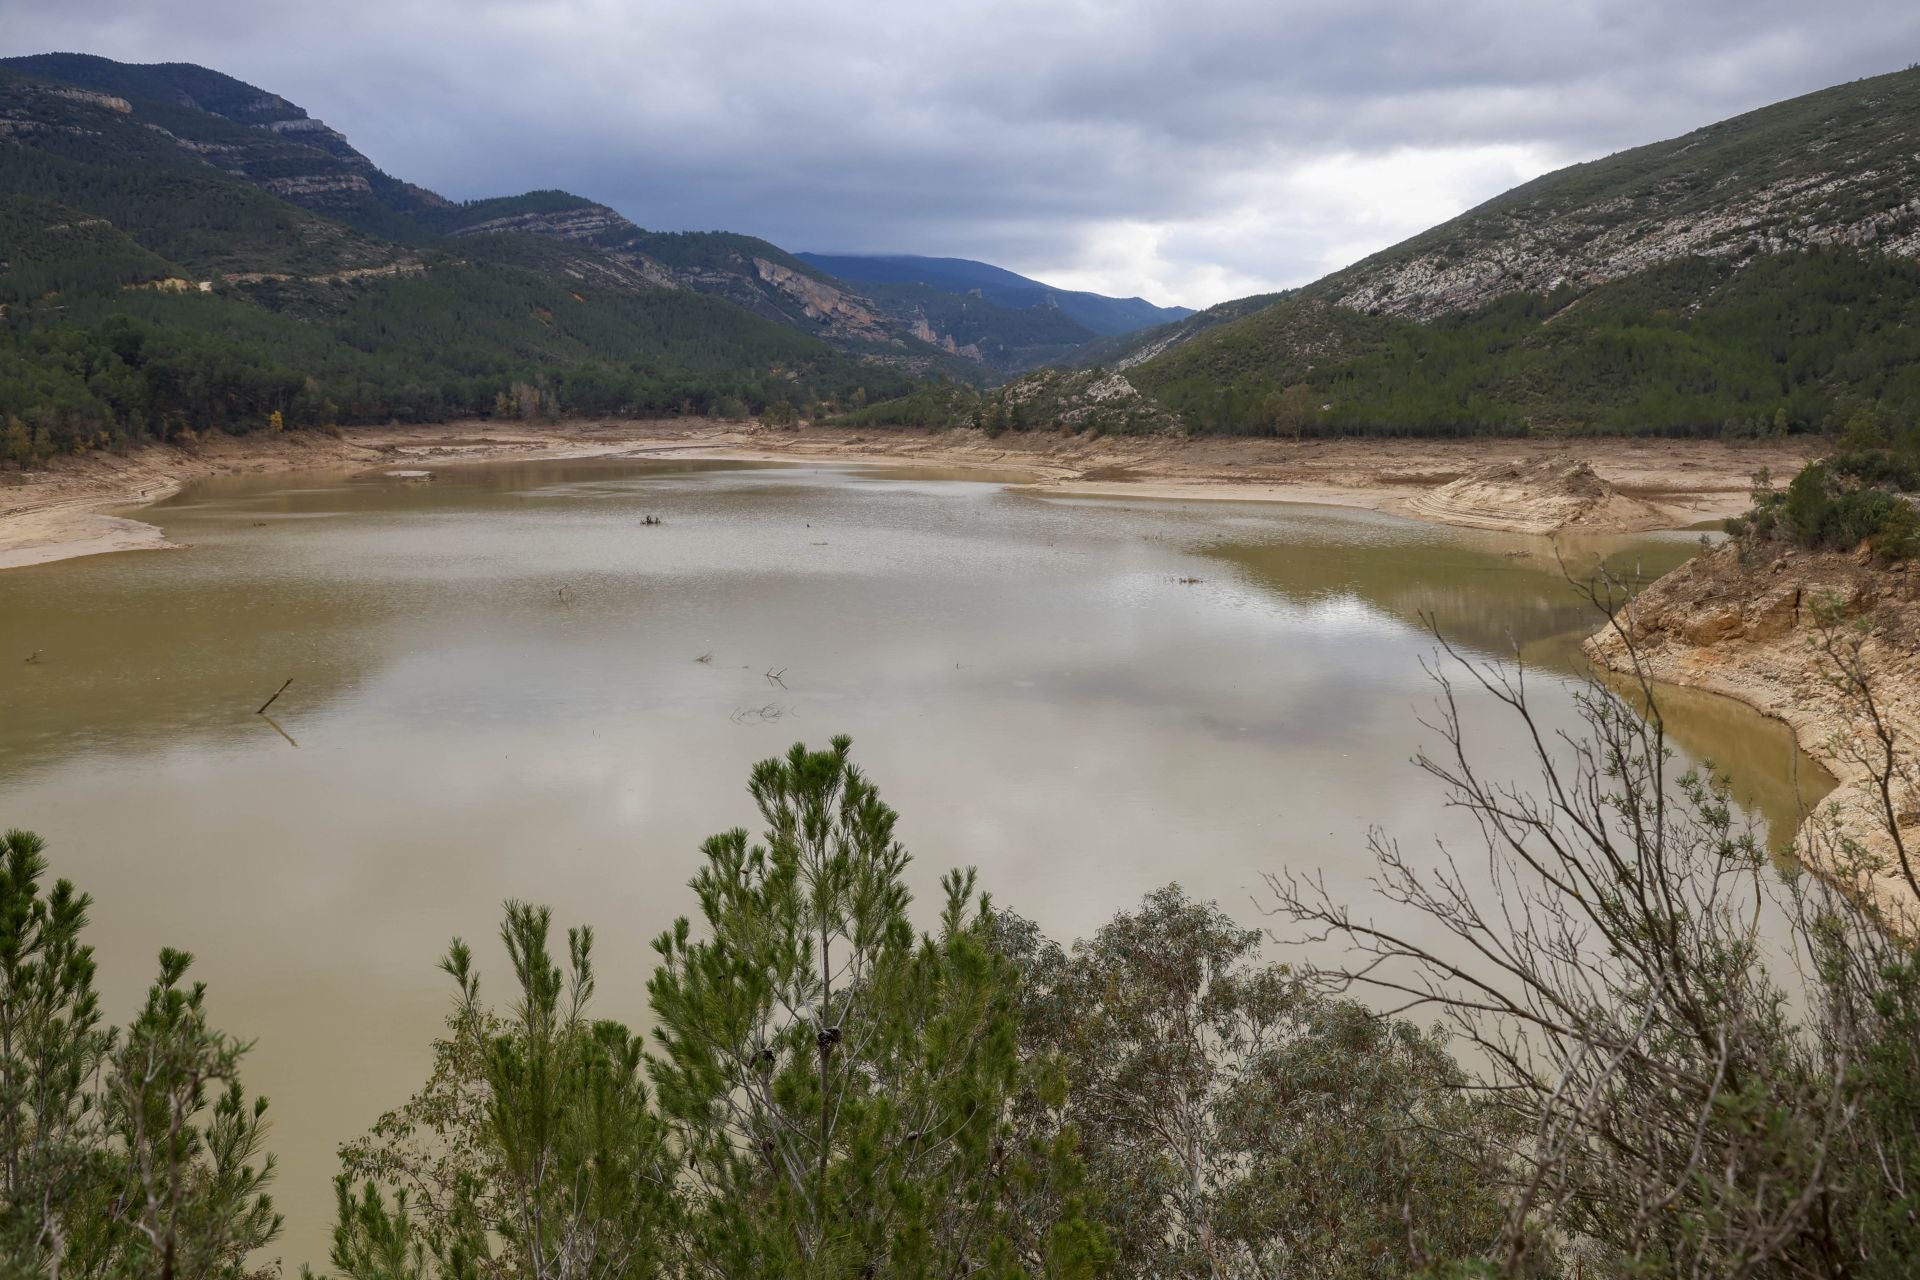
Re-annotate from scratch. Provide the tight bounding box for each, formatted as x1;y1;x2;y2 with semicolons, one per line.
1746;448;1919;561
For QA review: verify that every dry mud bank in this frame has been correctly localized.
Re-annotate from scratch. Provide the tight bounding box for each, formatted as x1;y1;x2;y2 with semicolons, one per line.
680;427;1813;532
0;423;658;569
0;419;1818;569
1586;541;1920;924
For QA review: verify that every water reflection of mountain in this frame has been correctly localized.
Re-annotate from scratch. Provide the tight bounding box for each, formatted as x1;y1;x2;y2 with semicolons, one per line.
1201;529;1834;855
1199;530;1700;670
0;550;385;777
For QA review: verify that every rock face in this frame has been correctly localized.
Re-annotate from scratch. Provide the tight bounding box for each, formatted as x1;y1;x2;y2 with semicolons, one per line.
1335;185;1920;322
907;315;984;361
1585;542;1920;925
260;173;375;200
997;368;1185;435
263;116;352;146
48;86;129;113
749;258;893;342
1322;71;1920;322
1405;458;1667;534
216;260;426;286
452;205;638;243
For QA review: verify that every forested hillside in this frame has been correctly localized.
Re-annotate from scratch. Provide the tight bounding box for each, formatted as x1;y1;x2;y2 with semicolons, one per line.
0;52;1197;393
10;52;1920;453
1135;249;1920;436
0;56;997;458
890;66;1920;440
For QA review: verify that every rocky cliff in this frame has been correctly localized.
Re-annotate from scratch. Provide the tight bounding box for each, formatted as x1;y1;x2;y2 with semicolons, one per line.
750;257;894;343
1586;541;1920;925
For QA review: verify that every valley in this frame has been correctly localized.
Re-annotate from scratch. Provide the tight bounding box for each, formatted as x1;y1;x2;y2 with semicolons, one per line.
3;28;1920;1277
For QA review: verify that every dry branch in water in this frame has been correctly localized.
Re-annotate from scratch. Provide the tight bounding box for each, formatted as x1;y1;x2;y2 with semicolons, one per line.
255;678;293;716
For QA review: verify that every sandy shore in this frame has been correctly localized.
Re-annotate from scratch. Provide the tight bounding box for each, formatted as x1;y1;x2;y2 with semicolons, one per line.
0;424;653;570
0;419;1820;571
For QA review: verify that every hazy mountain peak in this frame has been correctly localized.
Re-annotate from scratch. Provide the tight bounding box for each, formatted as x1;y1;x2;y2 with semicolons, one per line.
795;252;1192;337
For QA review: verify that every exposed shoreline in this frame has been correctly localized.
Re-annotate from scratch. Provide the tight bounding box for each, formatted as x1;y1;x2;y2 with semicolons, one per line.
0;419;1819;571
8;420;1900;918
1585;543;1920;927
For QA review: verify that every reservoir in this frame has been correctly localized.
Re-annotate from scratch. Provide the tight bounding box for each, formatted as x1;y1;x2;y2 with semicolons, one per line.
0;457;1826;1267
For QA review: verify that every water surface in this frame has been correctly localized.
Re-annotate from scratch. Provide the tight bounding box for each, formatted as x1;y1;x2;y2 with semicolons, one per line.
0;458;1826;1267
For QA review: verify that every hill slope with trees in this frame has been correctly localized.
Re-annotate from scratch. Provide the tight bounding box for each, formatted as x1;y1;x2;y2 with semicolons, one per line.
909;66;1920;440
1;55;1192;386
0;58;953;457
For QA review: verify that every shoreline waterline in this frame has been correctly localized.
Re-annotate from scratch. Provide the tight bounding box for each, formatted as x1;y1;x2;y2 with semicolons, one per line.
0;419;1818;570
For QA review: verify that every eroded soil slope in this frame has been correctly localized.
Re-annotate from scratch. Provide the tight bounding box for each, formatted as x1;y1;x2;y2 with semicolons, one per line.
1586;541;1920;923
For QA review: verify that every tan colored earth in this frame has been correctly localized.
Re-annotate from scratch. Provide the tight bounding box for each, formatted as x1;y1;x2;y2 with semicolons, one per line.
1585;541;1920;927
0;419;1818;570
1405;457;1671;534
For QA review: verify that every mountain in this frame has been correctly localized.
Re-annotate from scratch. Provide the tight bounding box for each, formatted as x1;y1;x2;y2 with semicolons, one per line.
2;53;1061;456
0;52;453;243
0;56;997;366
416;190;926;350
1317;69;1920;320
795;253;1193;338
0;53;1165;387
949;65;1920;438
15;52;1918;451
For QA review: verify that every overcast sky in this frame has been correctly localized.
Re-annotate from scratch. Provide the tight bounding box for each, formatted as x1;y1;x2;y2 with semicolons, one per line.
9;1;1919;308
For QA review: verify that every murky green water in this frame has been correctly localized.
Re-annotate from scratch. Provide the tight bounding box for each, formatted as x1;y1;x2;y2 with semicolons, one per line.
0;458;1828;1267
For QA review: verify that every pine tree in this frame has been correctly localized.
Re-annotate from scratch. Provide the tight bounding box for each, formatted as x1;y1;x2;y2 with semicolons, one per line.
328;740;1103;1279
0;829;280;1280
328;908;679;1279
0;829;109;1272
646;736;1102;1278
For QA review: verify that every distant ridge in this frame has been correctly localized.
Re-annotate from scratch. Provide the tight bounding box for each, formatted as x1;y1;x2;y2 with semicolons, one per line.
0;52;1181;383
796;253;1192;337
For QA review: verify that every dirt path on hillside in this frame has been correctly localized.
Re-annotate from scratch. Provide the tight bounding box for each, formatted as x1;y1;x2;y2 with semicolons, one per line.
0;420;1820;570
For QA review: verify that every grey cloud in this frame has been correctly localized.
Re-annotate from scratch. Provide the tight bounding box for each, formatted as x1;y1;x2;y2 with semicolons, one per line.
8;0;1919;306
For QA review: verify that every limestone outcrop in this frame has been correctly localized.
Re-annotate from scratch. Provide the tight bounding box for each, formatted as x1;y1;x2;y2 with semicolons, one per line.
751;258;893;342
1585;541;1920;924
